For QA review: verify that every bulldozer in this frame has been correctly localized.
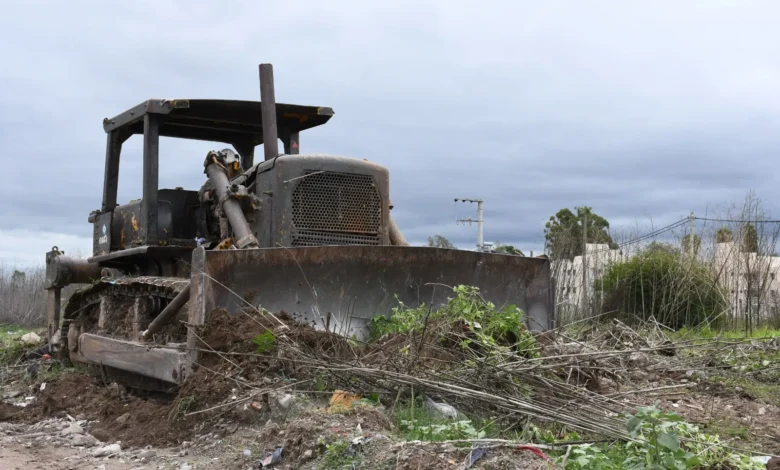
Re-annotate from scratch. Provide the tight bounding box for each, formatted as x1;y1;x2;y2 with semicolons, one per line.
43;64;555;390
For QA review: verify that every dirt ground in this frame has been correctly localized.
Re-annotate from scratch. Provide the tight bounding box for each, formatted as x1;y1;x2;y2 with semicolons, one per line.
0;366;553;469
0;394;553;470
2;313;778;469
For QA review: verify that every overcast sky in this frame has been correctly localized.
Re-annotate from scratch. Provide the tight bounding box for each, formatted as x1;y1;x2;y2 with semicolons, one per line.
1;0;779;266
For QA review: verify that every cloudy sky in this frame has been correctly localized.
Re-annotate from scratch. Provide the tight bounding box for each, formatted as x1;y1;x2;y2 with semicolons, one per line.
1;0;779;266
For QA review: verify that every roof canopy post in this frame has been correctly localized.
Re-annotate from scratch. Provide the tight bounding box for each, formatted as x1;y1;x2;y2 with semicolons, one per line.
102;131;122;212
141;113;161;245
234;141;255;170
282;131;300;155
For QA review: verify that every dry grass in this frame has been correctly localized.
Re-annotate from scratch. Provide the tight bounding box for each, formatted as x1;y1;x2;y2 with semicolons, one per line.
0;263;86;328
0;264;47;327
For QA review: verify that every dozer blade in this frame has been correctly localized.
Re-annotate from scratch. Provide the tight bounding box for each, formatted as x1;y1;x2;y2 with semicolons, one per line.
189;246;555;341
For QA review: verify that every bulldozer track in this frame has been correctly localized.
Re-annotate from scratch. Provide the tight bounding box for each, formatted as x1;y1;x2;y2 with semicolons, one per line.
63;276;190;321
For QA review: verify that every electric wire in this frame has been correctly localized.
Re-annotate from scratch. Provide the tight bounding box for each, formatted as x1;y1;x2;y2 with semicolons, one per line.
694;217;780;224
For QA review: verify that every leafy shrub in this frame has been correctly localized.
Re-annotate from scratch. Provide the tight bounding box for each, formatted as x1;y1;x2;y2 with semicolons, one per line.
560;405;763;469
370;285;539;357
595;248;727;329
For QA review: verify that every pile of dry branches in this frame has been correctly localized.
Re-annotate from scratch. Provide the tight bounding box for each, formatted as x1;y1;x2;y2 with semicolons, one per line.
190;308;693;441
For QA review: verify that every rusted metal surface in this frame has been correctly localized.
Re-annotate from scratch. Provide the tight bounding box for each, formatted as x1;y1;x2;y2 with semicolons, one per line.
253;155;391;248
102;99;333;144
290;171;382;246
47;288;61;344
141;114;160;246
143;283;191;339
205;155;259;248
62;276;190;322
76;333;187;384
45;249;103;289
388;215;409;246
191;246;554;340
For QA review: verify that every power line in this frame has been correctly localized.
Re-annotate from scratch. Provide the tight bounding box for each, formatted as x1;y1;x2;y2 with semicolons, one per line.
694;217;780;224
546;217;691;258
550;214;780;260
563;218;690;258
616;219;690;248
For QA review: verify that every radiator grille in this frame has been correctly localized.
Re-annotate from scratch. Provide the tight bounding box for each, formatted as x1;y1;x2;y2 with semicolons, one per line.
291;171;382;246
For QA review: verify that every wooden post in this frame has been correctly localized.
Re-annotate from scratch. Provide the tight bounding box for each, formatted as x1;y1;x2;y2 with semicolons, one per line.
581;212;588;315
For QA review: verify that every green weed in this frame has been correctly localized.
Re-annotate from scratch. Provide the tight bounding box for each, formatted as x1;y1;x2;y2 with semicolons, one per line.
370;285;540;358
252;330;276;353
320;439;361;469
557;404;764;469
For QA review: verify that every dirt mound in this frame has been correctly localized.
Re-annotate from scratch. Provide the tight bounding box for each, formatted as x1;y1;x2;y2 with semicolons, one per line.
10;371;189;447
15;372;106;422
199;308;269;353
0;402;21;421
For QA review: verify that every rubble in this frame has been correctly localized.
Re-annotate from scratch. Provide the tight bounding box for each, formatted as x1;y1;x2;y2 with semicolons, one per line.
20;332;41;345
92;443;122;457
2;307;779;468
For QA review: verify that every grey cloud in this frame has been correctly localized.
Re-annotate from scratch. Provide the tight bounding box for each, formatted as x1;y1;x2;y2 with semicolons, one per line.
2;0;780;263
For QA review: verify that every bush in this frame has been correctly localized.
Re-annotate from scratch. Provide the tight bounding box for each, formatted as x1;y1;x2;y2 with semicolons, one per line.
594;249;727;329
370;285;539;358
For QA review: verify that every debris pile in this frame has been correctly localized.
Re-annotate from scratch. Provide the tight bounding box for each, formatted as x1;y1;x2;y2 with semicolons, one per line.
2;288;780;468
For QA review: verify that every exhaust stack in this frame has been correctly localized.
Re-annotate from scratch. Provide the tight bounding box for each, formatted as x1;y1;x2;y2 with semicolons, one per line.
259;64;280;161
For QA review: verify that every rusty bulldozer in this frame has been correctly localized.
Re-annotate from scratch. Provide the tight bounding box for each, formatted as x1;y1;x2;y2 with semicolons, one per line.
44;64;555;390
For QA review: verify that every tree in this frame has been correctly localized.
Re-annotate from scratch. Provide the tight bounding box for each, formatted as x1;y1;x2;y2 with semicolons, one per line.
427;235;456;249
544;206;616;260
681;234;701;255
11;270;25;284
644;241;679;256
715;227;733;243
742;224;758;253
493;241;524;256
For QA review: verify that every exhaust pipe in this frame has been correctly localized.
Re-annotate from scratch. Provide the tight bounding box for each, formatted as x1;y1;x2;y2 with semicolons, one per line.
259;64;279;161
388;215;409;246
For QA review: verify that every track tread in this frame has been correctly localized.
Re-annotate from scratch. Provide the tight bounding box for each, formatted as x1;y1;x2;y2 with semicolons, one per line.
63;276;189;321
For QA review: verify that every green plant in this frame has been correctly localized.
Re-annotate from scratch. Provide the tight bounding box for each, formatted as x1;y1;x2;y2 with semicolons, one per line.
370;285;539;358
595;248;728;329
321;439;361;469
369;297;429;338
558;405;763;469
169;394;198;420
400;418;485;441
313;372;328;392
252;330;276;353
623;405;699;469
427;235;456;249
0;340;26;365
564;443;617;469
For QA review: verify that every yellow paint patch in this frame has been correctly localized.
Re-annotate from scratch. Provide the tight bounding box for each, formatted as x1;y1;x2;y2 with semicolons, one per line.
131;214;139;232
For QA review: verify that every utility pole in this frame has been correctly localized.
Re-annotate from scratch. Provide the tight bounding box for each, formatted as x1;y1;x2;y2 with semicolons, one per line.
582;212;588;314
455;198;484;251
688;211;695;258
